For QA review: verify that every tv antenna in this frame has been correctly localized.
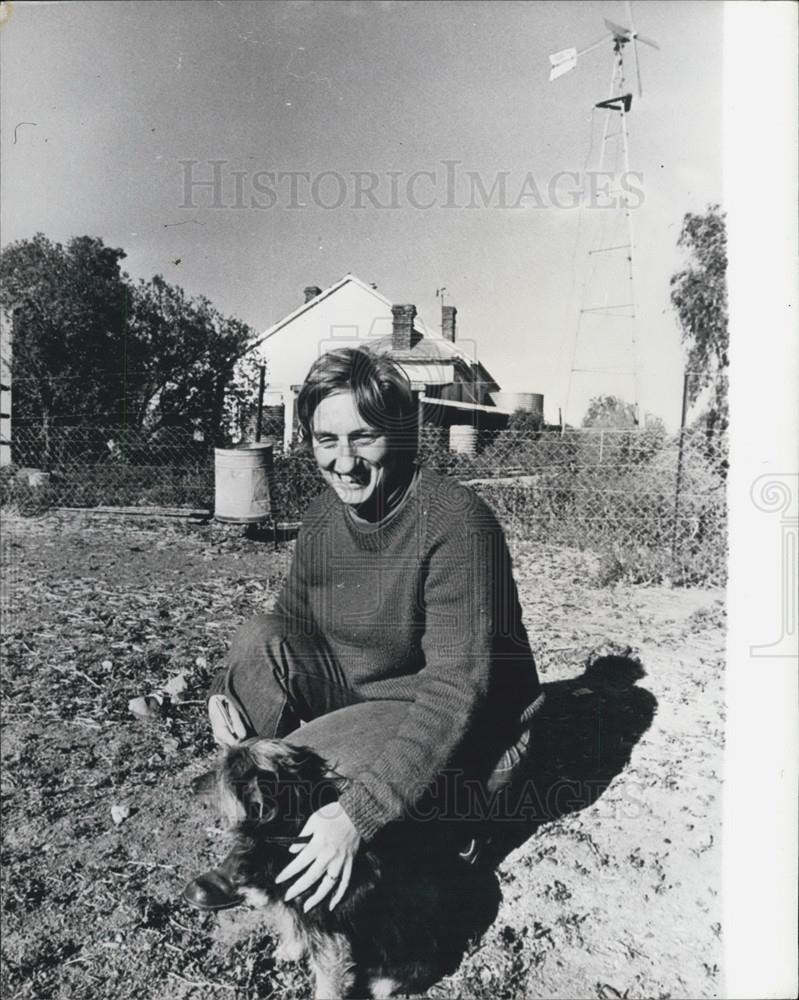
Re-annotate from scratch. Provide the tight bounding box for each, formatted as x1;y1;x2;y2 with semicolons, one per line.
549;2;659;427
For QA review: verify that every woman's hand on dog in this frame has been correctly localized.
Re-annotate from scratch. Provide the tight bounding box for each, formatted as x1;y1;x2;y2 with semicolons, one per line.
276;804;361;912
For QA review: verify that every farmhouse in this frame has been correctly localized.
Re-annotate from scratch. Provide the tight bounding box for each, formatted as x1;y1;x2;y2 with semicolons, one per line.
247;274;513;450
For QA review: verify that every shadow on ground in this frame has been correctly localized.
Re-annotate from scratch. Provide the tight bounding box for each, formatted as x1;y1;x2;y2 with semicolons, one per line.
357;652;656;992
485;651;658;864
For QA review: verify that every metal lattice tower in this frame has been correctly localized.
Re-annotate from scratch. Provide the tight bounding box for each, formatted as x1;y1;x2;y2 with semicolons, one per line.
549;5;659;427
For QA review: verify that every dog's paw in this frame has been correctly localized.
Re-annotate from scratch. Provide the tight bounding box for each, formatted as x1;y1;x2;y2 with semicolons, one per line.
370;976;400;998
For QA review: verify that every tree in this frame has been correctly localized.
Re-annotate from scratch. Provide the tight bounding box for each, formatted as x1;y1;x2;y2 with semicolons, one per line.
581;396;665;466
223;352;267;441
0;234;132;460
642;413;666;435
669;204;729;439
0;233;260;454
582;395;638;429
125;275;257;442
506;407;543;434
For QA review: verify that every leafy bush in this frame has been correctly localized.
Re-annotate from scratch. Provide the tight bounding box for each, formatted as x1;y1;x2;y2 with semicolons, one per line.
269;451;325;521
0;467;55;516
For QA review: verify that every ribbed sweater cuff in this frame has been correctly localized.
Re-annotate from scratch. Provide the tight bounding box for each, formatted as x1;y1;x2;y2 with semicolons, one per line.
338;781;389;843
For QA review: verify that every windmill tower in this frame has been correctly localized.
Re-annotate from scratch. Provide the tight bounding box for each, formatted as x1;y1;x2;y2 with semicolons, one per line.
549;3;659;427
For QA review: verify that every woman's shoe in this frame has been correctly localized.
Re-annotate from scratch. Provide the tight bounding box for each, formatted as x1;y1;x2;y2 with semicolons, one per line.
182;867;243;911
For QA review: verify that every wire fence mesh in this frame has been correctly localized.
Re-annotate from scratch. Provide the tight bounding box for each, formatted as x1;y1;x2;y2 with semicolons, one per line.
1;420;726;586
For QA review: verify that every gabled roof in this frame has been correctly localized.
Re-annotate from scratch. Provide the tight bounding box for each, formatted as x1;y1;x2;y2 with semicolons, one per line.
249;273;400;353
248;272;499;390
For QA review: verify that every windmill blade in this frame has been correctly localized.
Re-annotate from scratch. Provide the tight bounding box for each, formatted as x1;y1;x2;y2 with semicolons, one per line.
604;17;631;40
625;0;640;95
626;2;660;50
626;1;657;94
632;37;643;96
634;32;660;50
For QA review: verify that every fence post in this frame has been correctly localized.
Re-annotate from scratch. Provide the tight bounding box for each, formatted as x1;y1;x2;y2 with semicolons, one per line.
254;365;266;443
671;372;691;569
0;307;12;467
512;483;518;536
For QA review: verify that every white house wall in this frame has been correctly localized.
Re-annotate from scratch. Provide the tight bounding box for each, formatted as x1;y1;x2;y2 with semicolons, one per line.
252;280;463;447
254;281;395;396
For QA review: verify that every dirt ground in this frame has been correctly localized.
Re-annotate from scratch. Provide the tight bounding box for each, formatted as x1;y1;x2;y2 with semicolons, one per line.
0;509;724;1000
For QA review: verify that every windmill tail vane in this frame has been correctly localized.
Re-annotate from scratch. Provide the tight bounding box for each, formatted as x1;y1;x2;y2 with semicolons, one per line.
548;47;578;82
548;34;609;82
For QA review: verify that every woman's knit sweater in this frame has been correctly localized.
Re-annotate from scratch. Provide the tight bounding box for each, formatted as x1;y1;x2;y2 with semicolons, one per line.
274;465;541;841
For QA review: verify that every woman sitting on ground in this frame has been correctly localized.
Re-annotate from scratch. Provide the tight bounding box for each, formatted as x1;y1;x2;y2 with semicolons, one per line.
183;347;543;913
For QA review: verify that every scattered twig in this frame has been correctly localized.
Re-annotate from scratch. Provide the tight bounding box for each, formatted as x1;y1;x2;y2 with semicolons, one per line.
166;970;236;991
125;860;178;870
72;717;103;729
53;664;103;690
168;915;197;934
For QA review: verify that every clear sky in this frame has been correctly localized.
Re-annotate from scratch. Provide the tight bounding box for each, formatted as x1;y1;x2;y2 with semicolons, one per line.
1;0;723;428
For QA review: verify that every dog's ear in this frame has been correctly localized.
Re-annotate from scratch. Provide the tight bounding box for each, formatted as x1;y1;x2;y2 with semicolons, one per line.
277;744;318;777
218;742;278;826
283;745;346;810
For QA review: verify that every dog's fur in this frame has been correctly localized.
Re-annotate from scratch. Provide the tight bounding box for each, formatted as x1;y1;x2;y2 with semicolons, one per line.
216;738;499;999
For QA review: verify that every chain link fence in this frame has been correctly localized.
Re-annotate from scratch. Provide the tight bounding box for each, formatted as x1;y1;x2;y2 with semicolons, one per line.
1;420;726;586
419;426;727;587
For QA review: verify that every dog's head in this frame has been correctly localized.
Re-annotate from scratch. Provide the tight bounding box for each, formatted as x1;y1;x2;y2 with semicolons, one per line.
217;738;343;835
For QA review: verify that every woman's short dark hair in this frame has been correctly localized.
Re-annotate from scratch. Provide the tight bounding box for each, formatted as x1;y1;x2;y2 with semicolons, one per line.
296;347;418;455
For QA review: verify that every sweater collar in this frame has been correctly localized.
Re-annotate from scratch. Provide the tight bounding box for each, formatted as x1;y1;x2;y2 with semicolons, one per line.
344;465;421;534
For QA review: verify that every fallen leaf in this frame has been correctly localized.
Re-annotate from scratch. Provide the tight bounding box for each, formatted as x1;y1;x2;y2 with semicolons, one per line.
128;693;165;719
162;670;189;700
111;803;131;826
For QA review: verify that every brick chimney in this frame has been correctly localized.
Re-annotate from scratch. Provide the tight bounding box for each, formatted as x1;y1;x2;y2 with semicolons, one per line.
442;304;457;342
391;304;416;352
304;285;322;303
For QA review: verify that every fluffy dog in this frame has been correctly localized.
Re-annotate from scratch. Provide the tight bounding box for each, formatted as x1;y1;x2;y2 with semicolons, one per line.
215;737;499;999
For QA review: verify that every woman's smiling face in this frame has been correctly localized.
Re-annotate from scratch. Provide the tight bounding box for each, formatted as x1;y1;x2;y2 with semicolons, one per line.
310;390;396;507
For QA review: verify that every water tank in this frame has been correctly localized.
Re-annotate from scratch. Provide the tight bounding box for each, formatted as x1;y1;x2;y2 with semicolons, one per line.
489;391;544;415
